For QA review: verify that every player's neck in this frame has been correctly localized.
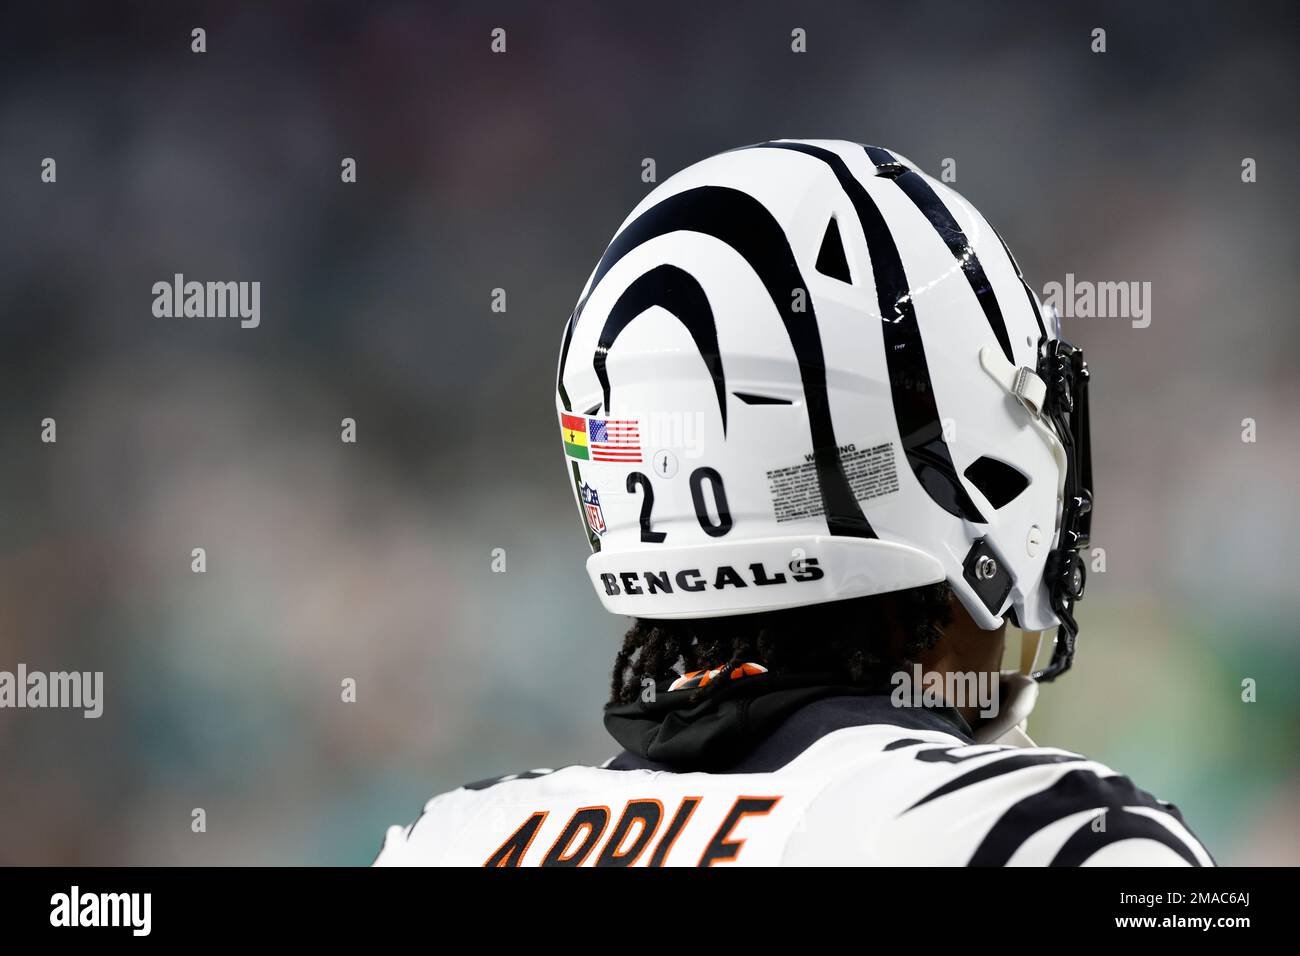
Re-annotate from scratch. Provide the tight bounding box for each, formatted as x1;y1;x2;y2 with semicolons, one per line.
917;599;1008;727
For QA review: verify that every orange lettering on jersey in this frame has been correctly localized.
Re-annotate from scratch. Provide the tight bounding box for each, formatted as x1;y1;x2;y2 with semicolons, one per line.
698;796;781;867
541;806;610;866
483;811;548;867
595;799;664;867
647;796;702;867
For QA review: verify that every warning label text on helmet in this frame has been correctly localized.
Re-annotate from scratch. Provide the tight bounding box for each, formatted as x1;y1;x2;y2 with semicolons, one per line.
766;442;900;522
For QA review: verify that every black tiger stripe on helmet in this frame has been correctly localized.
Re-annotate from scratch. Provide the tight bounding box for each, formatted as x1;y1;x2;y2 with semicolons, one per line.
556;182;876;540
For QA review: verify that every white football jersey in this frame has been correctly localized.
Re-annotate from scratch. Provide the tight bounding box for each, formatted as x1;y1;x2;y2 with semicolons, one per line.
374;689;1212;867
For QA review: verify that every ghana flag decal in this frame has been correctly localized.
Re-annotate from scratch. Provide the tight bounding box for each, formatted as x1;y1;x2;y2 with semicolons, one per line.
560;413;589;459
559;413;643;463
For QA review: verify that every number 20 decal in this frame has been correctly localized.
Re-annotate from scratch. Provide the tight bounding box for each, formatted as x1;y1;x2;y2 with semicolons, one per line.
626;467;733;542
626;472;667;543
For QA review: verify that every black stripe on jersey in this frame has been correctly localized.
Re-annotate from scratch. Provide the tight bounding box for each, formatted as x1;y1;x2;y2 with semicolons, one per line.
1050;808;1203;867
595;263;727;431
463;768;557;791
557;184;875;538
906;751;1086;811
753;141;985;524
883;738;926;751
863;146;1014;363
968;769;1198;867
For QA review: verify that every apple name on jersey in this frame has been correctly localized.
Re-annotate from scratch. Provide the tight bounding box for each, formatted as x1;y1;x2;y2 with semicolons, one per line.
373;721;1214;867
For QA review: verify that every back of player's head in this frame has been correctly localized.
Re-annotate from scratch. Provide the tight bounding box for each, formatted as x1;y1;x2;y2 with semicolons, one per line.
557;141;1092;680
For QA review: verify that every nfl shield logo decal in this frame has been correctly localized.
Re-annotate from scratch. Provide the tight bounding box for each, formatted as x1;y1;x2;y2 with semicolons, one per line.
580;482;607;536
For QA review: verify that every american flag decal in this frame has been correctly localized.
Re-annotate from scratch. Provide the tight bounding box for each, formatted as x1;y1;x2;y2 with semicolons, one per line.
588;418;641;462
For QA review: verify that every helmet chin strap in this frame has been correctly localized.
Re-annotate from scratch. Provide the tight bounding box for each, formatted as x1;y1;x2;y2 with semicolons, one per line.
1019;629;1043;676
972;671;1040;747
959;630;1041;749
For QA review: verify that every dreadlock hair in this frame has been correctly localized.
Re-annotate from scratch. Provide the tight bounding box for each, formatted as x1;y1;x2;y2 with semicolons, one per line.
609;582;955;706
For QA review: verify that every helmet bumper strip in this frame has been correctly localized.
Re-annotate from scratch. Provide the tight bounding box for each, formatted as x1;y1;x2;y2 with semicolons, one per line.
586;536;946;620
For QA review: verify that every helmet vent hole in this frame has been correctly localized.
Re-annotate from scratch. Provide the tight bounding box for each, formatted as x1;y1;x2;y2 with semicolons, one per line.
873;163;908;180
815;217;852;283
963;456;1030;509
733;391;793;406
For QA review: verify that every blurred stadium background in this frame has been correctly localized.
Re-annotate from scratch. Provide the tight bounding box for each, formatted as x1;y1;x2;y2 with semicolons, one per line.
0;0;1296;864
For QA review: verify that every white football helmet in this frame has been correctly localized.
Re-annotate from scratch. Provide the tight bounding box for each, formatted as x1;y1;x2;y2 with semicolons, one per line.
556;140;1092;679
